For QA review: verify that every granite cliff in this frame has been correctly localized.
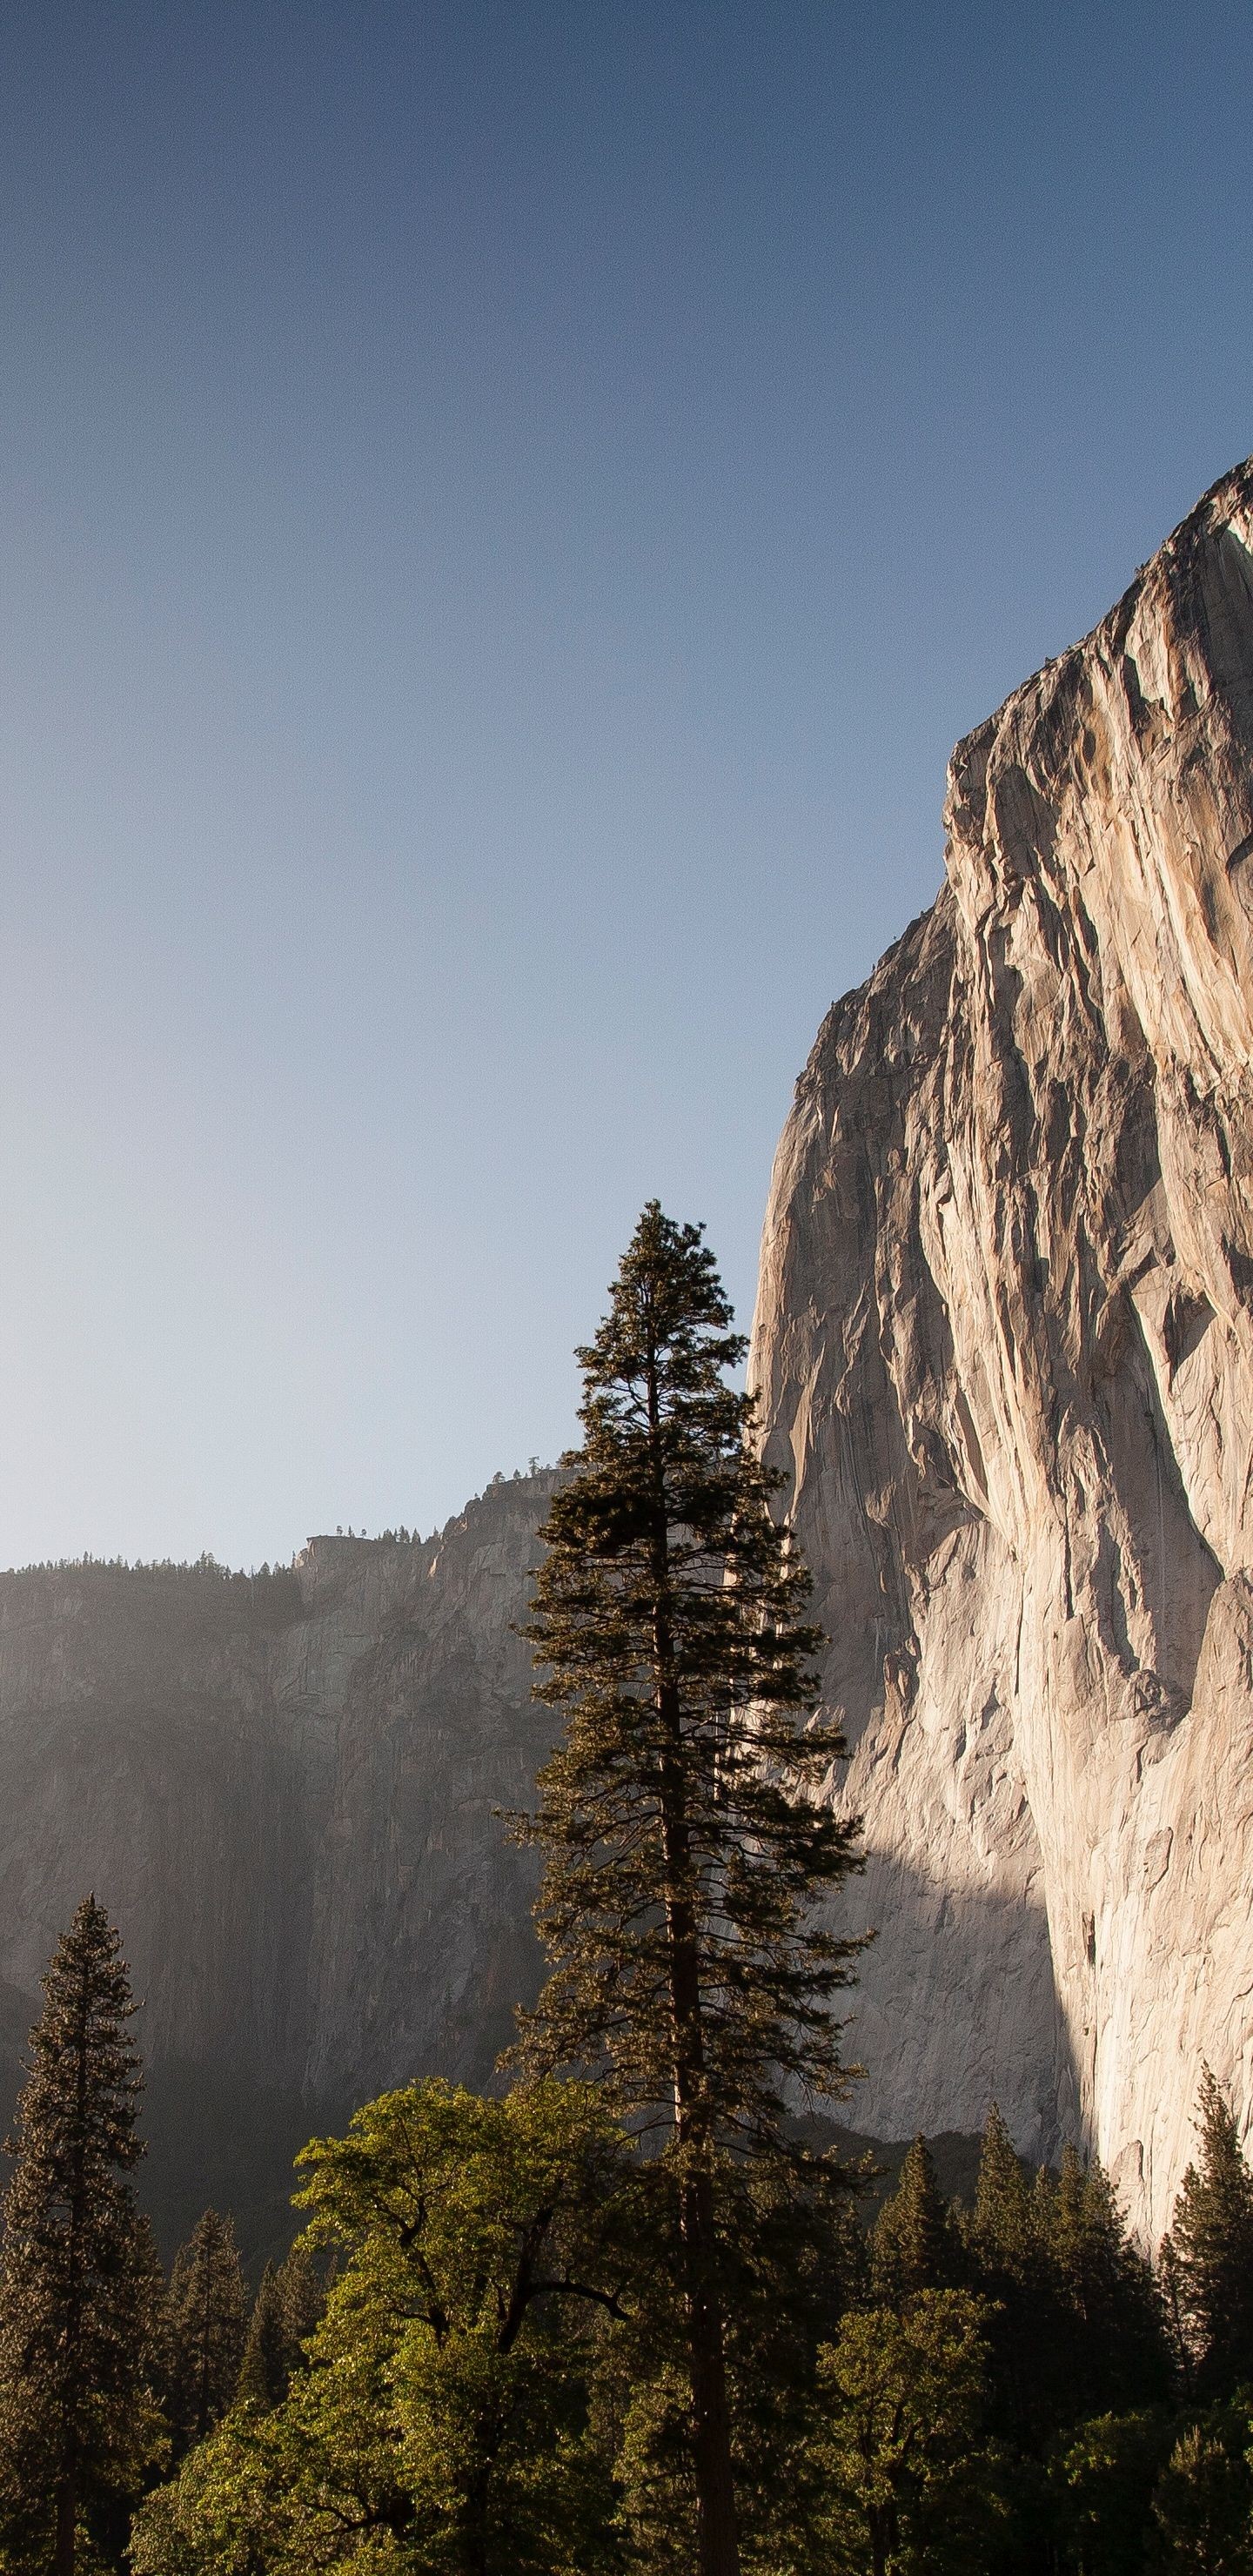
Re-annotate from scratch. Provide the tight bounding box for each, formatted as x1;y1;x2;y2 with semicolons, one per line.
0;1475;559;2257
750;457;1253;2241
5;467;1253;2257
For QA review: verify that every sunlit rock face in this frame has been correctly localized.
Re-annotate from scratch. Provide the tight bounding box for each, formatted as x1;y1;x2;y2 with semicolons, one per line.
751;460;1253;2240
0;1475;558;2256
4;470;1253;2262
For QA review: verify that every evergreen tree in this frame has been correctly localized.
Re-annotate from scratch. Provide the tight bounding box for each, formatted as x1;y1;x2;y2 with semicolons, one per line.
1159;2235;1194;2397
166;2208;247;2454
963;2104;1064;2458
237;2262;288;2412
0;1895;166;2575
274;2234;324;2358
1046;2146;1168;2418
970;2104;1036;2264
1162;2070;1253;2398
873;2137;962;2304
236;2241;323;2414
514;1204;863;2576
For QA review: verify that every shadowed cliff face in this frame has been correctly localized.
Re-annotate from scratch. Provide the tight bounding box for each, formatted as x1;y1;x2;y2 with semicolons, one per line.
751;458;1253;2239
0;1475;559;2259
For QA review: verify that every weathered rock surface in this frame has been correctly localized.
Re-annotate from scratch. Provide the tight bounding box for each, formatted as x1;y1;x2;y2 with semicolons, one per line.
7;468;1253;2260
750;458;1253;2240
0;1475;559;2256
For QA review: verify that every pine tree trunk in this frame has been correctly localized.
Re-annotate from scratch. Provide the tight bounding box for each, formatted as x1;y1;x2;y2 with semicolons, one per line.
682;2167;740;2576
647;1348;740;2576
53;2466;76;2576
53;1957;92;2576
661;1833;739;2576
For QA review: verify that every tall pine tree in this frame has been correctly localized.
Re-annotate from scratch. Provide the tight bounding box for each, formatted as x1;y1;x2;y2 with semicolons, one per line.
236;2260;287;2412
236;2240;323;2413
1045;2144;1168;2417
166;2208;248;2455
963;2103;1064;2453
514;1204;863;2576
0;1895;165;2575
1162;2067;1253;2398
872;2136;962;2304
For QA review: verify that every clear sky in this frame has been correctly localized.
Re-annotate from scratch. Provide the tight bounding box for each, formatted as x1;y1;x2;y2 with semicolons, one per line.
0;1;1250;1569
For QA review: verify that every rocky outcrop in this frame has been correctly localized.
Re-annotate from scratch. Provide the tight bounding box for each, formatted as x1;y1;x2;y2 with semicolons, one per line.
0;1475;559;2256
751;459;1253;2240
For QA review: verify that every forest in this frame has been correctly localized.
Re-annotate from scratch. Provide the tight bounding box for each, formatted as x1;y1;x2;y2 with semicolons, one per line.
1;1209;1250;2576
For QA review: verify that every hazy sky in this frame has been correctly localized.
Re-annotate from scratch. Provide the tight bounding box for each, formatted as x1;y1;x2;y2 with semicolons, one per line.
1;2;1250;1568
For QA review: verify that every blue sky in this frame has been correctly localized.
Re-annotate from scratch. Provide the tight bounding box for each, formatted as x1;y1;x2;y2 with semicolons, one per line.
0;1;1250;1567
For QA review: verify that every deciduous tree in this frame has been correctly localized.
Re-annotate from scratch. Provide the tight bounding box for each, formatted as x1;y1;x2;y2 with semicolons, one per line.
131;2076;630;2576
813;2289;1002;2576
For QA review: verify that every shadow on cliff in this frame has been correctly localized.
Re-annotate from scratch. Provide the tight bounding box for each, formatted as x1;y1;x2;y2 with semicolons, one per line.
825;1855;1084;2178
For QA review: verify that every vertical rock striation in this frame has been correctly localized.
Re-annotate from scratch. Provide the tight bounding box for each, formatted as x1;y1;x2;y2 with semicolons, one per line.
750;459;1253;2238
0;1474;559;2254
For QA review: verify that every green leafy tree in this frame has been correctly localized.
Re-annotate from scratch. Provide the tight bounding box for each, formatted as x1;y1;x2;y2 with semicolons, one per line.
131;2076;629;2574
167;2210;248;2455
1048;2408;1175;2576
812;2289;1005;2575
1162;2073;1253;2399
872;2137;962;2305
0;1895;166;2575
1149;2407;1253;2573
128;2420;276;2576
514;1204;862;2576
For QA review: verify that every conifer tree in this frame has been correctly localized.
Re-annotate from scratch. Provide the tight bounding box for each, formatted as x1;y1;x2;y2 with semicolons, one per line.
514;1204;863;2576
1162;2068;1253;2398
236;2260;287;2412
166;2208;247;2453
970;2103;1035;2262
872;2135;961;2304
1046;2144;1168;2415
0;1895;165;2575
234;2239;322;2415
275;2233;324;2357
964;2103;1063;2451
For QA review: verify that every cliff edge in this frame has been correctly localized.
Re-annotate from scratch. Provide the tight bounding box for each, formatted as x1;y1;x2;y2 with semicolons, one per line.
751;459;1253;2239
0;1473;559;2256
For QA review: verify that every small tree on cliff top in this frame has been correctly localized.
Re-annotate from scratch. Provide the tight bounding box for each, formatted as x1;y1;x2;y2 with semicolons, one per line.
0;1896;165;2576
513;1203;863;2576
